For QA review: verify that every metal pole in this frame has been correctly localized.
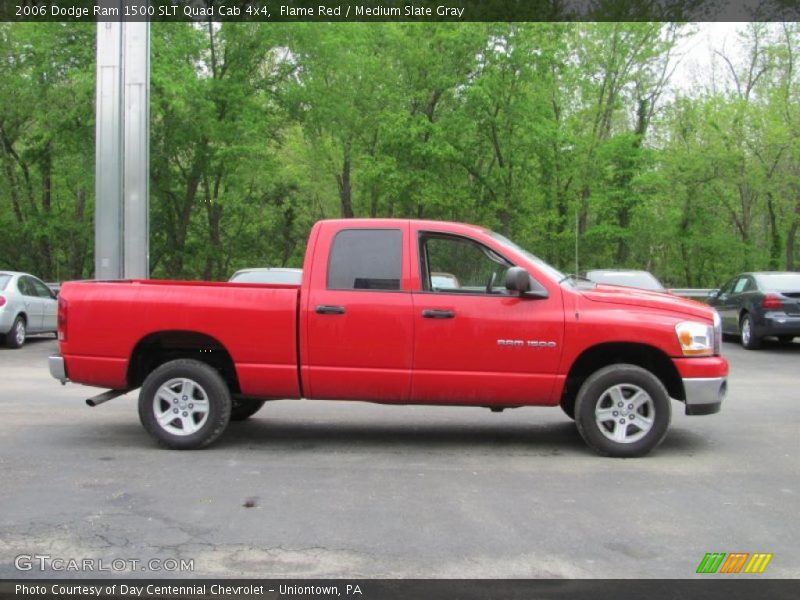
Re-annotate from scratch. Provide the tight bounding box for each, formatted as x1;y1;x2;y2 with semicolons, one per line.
94;18;123;280
94;2;150;280
122;16;150;279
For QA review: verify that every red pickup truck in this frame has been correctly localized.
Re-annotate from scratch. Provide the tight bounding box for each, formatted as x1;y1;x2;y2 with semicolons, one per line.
50;219;728;457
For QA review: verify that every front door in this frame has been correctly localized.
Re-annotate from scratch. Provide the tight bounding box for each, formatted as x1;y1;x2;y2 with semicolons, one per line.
410;232;564;405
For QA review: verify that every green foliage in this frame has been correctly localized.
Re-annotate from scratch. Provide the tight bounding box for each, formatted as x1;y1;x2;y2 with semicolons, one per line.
0;22;798;285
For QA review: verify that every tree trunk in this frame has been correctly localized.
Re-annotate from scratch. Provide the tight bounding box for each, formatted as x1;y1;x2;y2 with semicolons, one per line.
766;192;781;270
69;188;88;279
35;142;54;279
786;201;800;270
336;142;354;218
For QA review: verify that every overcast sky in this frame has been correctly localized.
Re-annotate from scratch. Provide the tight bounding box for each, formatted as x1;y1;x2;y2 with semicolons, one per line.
670;22;751;94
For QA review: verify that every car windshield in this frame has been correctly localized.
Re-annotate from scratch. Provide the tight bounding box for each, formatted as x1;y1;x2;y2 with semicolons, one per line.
487;232;565;282
0;274;10;291
230;270;302;285
587;271;665;291
755;273;800;292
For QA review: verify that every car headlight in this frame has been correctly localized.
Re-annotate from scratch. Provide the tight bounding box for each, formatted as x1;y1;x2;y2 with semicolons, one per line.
675;321;715;356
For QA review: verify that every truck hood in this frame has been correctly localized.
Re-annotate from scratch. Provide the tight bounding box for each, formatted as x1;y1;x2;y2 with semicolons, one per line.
579;285;714;321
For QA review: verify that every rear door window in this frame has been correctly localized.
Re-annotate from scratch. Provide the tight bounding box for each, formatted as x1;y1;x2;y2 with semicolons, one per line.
327;229;402;291
18;277;37;297
733;278;748;294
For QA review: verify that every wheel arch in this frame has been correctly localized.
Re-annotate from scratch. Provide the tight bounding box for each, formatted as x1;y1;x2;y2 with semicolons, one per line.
561;342;684;411
127;330;240;393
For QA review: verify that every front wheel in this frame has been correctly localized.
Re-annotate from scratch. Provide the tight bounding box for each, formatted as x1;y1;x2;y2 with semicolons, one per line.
138;359;231;449
574;364;671;458
740;314;761;350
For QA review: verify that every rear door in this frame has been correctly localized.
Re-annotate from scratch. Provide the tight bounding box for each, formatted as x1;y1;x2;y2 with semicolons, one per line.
410;229;564;405
303;223;414;401
728;276;753;328
30;278;57;331
17;276;44;332
713;277;741;333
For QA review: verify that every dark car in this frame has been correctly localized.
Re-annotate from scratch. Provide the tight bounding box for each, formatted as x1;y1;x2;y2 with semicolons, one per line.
583;269;666;292
708;271;800;349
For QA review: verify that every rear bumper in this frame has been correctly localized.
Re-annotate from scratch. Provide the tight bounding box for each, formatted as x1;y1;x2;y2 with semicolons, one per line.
49;354;68;384
682;376;727;415
757;313;800;337
0;309;14;334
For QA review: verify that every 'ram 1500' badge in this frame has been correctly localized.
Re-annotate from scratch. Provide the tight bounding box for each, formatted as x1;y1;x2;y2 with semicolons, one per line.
497;339;557;348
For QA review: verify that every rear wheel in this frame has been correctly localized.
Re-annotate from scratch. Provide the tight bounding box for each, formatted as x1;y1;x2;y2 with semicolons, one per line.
560;396;576;420
138;359;231;449
5;316;26;349
740;313;761;350
574;364;671;458
230;398;265;421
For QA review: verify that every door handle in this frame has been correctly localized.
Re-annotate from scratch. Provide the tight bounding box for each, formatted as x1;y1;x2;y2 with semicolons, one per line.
422;309;455;319
315;305;346;315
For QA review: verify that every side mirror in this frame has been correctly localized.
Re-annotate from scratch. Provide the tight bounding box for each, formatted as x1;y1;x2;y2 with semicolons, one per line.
505;267;530;292
505;267;549;299
709;289;721;299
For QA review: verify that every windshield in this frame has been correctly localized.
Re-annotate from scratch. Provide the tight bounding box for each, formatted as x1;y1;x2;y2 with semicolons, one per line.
488;232;566;282
755;272;800;292
0;274;10;291
586;271;665;292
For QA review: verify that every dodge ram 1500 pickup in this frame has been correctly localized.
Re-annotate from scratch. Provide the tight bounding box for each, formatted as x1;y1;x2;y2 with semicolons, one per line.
50;219;728;457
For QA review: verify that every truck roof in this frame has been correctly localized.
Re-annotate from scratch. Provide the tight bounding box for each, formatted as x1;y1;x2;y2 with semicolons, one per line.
318;218;488;234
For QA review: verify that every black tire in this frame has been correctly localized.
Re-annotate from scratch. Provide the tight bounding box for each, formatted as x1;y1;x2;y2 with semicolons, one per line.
138;359;231;449
5;316;26;349
560;396;576;420
574;364;671;458
777;335;794;344
739;313;761;350
230;398;265;421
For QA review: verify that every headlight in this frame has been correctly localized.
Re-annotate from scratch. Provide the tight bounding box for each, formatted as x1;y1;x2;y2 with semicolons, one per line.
675;321;715;356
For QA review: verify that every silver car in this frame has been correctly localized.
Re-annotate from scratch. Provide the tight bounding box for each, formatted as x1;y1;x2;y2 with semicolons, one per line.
229;268;303;285
0;271;58;349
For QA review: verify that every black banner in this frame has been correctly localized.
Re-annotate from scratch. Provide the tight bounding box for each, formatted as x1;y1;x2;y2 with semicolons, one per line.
2;0;800;23
2;579;800;600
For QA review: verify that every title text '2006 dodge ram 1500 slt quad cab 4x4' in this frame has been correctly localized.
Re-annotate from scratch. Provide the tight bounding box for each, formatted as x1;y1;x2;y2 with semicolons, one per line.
50;219;728;457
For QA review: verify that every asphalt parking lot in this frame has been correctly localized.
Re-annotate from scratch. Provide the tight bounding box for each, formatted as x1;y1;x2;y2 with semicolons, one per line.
0;336;798;579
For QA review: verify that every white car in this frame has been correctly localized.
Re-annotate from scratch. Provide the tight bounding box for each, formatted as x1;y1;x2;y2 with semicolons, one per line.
0;271;58;349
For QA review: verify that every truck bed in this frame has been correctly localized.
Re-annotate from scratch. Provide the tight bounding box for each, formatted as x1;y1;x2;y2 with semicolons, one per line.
58;279;301;398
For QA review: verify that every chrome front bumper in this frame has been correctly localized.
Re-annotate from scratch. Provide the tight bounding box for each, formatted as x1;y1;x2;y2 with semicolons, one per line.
683;377;727;415
49;354;68;384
